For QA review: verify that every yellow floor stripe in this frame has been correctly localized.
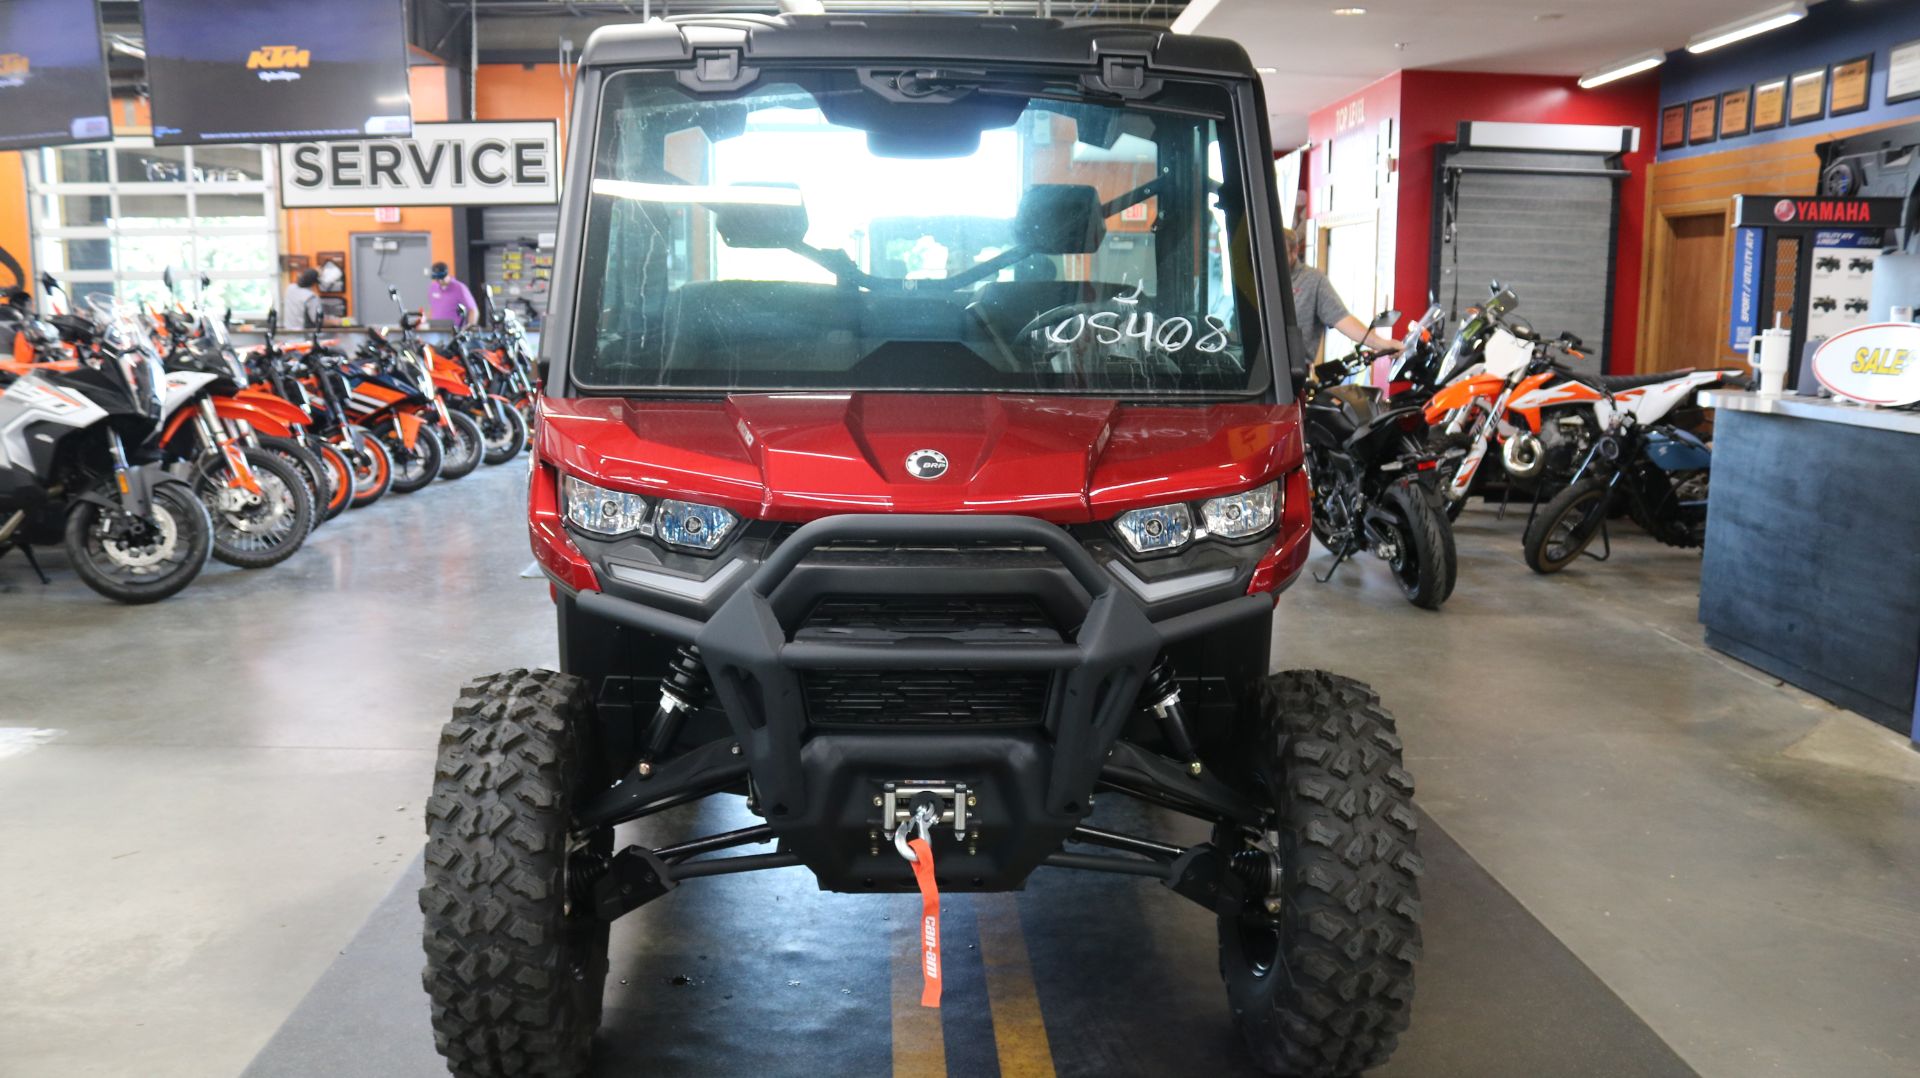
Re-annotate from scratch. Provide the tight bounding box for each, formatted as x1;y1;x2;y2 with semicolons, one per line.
891;893;947;1078
976;893;1057;1078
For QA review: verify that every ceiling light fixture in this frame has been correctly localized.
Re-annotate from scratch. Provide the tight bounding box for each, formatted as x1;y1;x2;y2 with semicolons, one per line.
1686;2;1808;55
1578;49;1667;89
1170;0;1224;35
1256;66;1278;74
1332;6;1368;14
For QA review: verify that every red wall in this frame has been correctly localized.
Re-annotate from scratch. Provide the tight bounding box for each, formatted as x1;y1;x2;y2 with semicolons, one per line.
1396;71;1658;373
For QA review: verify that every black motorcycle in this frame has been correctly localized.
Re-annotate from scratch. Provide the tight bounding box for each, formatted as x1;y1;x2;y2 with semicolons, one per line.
1521;387;1712;574
1300;311;1459;609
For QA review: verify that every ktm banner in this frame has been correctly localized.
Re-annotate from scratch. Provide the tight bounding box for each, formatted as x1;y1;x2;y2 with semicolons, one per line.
278;121;559;208
1733;194;1907;230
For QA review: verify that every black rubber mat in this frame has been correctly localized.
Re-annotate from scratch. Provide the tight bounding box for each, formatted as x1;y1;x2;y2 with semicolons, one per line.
244;800;1696;1078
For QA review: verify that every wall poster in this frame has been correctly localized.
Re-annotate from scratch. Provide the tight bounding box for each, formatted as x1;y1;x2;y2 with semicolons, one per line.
1660;104;1687;150
1720;86;1751;138
1829;55;1872;116
1688;97;1718;145
1753;78;1787;131
1890;39;1920;106
1789;67;1828;124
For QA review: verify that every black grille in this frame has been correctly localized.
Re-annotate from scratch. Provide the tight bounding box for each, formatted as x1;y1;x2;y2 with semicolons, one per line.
797;595;1057;727
803;668;1050;727
796;595;1056;643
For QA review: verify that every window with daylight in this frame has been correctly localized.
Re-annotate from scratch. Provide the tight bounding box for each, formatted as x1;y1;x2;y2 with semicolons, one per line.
24;140;280;319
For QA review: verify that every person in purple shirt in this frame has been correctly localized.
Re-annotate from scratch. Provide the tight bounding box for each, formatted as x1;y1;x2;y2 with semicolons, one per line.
426;262;477;327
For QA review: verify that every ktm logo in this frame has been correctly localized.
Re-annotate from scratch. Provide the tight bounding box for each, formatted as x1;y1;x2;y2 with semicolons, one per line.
0;54;28;78
246;45;310;70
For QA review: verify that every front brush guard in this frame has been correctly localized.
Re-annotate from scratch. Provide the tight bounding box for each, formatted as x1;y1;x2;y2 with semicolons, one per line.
573;514;1273;905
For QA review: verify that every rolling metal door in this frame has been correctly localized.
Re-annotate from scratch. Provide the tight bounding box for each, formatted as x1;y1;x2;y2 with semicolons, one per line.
1436;149;1621;373
477;205;558;325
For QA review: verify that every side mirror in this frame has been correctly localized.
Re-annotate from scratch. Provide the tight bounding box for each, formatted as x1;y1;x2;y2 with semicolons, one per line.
201;272;212;290
265;306;278;334
1370;309;1402;331
162;267;175;292
456;303;467;321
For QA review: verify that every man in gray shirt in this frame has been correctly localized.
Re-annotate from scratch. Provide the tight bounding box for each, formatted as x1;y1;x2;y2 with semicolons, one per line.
1285;228;1402;364
280;268;325;330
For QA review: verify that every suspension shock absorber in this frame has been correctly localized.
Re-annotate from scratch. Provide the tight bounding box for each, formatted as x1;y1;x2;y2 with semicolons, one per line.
1141;655;1203;776
636;645;711;776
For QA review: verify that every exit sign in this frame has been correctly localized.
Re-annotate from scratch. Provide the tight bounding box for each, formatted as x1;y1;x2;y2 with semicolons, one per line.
373;207;401;224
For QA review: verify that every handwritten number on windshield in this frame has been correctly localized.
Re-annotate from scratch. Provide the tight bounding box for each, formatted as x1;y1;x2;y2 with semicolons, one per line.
1044;312;1229;354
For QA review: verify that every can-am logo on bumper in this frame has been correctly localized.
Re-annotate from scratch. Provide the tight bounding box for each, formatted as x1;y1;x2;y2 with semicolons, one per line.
248;45;310;82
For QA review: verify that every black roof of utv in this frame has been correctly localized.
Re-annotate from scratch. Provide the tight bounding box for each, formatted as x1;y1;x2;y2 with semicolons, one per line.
578;12;1258;80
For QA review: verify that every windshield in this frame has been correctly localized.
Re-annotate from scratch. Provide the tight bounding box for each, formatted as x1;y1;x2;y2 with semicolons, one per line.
571;68;1266;397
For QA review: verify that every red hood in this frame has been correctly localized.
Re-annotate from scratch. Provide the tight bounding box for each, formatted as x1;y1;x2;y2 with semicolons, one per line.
538;393;1301;524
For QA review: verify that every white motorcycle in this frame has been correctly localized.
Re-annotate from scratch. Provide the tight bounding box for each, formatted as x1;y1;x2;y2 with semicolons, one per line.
0;292;213;603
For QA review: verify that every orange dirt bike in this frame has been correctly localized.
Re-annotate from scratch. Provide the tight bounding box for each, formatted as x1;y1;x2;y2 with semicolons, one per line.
440;307;529;464
249;310;388;511
353;296;483;487
150;271;345;531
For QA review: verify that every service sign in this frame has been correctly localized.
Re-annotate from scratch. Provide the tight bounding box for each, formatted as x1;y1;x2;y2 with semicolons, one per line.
278;121;558;208
1811;322;1920;406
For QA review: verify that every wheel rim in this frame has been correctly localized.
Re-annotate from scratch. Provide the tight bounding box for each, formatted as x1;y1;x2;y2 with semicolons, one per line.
201;465;300;555
483;413;517;453
446;421;479;469
389;434;430;484
1542;491;1606;566
85;499;191;582
1385;513;1421;593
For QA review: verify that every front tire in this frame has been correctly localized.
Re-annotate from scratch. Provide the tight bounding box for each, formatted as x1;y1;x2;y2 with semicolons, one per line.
64;479;213;603
1217;671;1422;1078
437;410;484;480
1523;477;1609;574
1381;479;1455;609
421;669;609;1078
195;448;315;568
383;420;443;495
346;428;392;509
478;398;529;465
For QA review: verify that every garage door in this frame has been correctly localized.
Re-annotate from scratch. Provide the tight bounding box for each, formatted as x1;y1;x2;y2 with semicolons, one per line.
1435;149;1623;374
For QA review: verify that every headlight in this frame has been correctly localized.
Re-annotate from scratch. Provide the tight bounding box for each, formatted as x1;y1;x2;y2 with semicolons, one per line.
654;498;738;552
562;474;651;538
1200;482;1277;539
1114;503;1194;554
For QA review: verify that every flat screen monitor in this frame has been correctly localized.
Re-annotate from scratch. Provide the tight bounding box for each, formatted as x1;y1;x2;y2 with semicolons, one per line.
0;0;113;150
141;0;411;145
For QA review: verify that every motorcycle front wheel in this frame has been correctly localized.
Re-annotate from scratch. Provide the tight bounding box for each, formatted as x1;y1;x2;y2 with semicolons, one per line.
436;410;484;481
382;421;443;495
1523;478;1610;574
193;447;315;569
64;479;213;604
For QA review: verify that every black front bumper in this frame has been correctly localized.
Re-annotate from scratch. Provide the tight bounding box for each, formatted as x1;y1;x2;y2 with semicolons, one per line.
574;513;1271;891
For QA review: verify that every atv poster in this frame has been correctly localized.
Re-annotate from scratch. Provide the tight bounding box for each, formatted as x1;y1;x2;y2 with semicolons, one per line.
1806;230;1880;343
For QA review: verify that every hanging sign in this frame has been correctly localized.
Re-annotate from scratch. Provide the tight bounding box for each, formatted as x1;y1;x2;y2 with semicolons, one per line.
1733;195;1906;230
1811;322;1920;406
278;121;558;207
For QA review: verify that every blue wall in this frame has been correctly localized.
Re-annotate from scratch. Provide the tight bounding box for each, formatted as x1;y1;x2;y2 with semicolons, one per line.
1658;0;1920;162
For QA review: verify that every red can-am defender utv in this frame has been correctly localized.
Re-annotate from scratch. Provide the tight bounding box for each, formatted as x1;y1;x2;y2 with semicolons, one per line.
421;13;1421;1077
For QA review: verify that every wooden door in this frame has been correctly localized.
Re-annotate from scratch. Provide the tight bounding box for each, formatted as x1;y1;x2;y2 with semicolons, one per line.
1646;208;1731;373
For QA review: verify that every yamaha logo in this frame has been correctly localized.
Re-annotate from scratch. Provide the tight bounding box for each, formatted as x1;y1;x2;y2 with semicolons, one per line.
1774;199;1798;223
905;449;949;480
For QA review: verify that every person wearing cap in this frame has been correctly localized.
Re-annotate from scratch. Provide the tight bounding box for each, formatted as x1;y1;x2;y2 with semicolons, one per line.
1282;227;1401;364
427;262;478;328
281;268;326;330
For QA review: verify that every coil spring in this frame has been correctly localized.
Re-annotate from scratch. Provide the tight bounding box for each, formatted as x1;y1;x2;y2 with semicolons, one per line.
1141;654;1178;709
566;849;612;910
1230;847;1282;900
662;645;712;709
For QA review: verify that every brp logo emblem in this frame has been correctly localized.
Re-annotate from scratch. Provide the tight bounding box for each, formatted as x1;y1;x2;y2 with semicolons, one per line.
905;449;949;480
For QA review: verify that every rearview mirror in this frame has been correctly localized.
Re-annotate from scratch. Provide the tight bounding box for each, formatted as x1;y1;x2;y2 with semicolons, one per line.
1370;309;1402;331
162;267;174;292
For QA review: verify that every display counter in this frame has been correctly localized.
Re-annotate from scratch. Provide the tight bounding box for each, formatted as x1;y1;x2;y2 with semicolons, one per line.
1698;390;1920;743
